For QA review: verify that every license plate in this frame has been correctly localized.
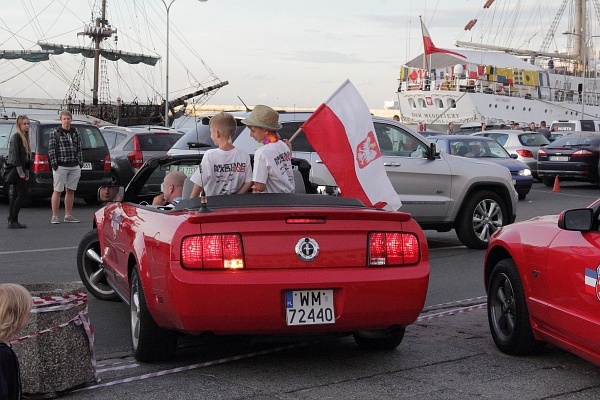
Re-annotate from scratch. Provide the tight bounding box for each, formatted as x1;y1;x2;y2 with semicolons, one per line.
82;162;92;170
549;156;569;162
285;289;335;326
175;165;197;177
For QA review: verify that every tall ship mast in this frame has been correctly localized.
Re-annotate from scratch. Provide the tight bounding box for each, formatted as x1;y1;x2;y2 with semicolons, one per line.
395;0;600;127
0;0;227;126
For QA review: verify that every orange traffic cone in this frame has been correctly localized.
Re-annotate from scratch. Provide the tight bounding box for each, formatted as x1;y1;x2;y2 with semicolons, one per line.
553;175;560;192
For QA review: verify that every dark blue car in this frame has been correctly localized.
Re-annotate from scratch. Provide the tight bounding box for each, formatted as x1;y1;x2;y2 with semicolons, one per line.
428;135;533;200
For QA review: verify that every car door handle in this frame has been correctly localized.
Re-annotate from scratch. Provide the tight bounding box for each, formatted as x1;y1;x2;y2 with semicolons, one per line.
383;162;401;167
316;160;324;164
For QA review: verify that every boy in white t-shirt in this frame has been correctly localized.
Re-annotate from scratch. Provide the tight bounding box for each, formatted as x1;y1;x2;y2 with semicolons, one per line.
242;105;294;193
190;112;253;197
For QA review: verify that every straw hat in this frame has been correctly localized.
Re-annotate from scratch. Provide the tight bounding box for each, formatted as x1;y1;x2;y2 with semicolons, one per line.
241;105;282;131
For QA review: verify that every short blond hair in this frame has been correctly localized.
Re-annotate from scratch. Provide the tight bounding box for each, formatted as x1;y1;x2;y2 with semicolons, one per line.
59;110;72;119
0;284;33;341
209;112;237;140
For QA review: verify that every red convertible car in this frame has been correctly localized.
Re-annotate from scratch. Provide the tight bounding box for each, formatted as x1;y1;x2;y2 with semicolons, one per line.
485;200;600;366
77;155;430;362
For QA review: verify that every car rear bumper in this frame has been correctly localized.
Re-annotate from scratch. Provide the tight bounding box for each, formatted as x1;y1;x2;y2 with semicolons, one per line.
149;264;430;335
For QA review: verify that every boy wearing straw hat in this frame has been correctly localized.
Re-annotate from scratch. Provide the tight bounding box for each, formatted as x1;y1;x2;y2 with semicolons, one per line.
242;105;294;193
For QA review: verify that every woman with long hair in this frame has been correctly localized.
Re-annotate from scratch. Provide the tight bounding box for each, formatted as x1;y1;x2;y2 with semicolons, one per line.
7;115;31;229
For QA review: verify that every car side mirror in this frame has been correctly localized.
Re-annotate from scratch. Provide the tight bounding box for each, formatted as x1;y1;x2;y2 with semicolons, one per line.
510;154;518;159
98;185;124;202
558;208;593;231
428;142;438;159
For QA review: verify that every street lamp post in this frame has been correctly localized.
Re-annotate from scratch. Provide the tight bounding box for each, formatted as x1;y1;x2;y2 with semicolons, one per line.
162;0;207;127
563;31;600;119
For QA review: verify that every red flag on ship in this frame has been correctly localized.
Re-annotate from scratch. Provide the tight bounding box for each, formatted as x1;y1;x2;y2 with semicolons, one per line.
420;17;467;59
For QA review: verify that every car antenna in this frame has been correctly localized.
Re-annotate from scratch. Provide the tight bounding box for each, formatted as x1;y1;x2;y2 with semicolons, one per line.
198;189;212;213
237;96;251;112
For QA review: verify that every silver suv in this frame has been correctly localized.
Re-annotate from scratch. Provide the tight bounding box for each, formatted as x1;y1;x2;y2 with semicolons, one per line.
169;111;518;249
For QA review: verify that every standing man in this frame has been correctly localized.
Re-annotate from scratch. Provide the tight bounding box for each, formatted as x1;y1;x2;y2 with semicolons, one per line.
48;110;82;224
537;121;551;139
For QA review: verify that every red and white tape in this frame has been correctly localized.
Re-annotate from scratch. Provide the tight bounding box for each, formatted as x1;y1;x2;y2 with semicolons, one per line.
10;291;100;383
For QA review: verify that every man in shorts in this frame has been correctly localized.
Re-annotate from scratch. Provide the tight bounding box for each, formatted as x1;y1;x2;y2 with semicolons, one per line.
48;110;83;224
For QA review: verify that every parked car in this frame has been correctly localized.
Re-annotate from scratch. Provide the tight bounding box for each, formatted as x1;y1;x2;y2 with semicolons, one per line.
427;135;533;200
537;132;600;187
0;118;111;204
472;130;549;179
100;125;183;185
484;200;600;367
550;119;600;132
169;111;518;249
76;154;430;362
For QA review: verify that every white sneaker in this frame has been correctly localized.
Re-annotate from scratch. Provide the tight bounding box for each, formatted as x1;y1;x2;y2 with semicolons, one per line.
51;216;59;224
64;215;80;223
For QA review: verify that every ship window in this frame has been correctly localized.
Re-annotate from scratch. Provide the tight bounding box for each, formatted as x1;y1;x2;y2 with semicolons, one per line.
448;99;456;109
409;98;416;109
435;98;444;109
419;98;427;109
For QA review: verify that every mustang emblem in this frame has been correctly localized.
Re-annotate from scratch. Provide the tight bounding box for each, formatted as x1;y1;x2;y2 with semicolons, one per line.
597;266;600;302
295;237;320;261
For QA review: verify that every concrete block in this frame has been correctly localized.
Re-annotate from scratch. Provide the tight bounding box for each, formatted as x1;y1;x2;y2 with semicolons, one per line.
11;282;98;395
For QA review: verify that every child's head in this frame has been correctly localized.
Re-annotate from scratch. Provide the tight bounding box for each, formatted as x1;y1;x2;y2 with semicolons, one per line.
209;112;237;143
0;284;33;342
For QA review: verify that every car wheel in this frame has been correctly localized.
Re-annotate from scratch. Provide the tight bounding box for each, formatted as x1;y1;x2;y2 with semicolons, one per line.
542;177;554;187
130;267;177;362
487;258;546;355
76;229;119;301
456;190;506;249
353;326;405;351
110;171;120;186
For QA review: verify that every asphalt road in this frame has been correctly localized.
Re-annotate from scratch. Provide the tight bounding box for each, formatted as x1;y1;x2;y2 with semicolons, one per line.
1;181;599;398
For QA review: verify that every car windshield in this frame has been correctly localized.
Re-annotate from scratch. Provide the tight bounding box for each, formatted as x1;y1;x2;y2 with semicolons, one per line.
518;133;549;146
450;139;508;158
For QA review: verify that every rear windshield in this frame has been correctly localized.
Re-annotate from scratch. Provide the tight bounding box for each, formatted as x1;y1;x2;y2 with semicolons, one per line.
171;118;246;151
38;124;108;153
518;133;549;146
135;133;183;151
0;123;15;150
550;134;600;147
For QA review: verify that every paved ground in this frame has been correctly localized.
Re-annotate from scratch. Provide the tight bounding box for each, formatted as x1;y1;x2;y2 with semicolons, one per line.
54;305;600;399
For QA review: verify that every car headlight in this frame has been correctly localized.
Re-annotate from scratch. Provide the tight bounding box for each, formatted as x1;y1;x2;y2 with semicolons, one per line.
518;168;532;177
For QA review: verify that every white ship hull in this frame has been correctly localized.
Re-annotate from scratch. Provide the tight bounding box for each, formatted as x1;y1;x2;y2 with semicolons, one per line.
398;75;600;126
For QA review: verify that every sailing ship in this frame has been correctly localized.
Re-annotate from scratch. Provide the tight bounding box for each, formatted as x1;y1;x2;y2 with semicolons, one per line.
396;0;600;128
0;0;227;126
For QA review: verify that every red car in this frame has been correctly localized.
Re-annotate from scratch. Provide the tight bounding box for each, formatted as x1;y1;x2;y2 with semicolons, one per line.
77;155;430;362
484;200;600;366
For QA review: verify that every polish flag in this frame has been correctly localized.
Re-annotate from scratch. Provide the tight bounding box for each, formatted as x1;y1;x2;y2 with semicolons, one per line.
421;18;467;59
301;80;402;211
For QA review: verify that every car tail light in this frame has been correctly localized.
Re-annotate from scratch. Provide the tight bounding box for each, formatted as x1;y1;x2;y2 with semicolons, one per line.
33;154;50;172
181;234;244;269
516;149;534;158
537;149;547;157
127;136;144;168
368;232;420;266
103;154;111;171
573;149;595;157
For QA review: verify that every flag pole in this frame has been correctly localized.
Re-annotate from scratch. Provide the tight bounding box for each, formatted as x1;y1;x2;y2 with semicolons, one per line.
419;15;429;73
288;127;303;143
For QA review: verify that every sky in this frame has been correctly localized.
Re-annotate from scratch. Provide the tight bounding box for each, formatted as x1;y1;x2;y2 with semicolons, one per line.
0;0;573;109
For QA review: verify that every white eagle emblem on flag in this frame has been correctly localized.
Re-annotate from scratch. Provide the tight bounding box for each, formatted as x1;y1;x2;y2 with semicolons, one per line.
356;131;381;169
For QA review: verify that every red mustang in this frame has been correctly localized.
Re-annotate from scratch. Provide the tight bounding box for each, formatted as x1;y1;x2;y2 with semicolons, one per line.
77;155;430;362
485;199;600;366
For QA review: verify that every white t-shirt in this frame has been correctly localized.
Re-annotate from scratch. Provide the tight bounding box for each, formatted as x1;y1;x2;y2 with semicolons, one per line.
253;141;294;193
190;147;252;196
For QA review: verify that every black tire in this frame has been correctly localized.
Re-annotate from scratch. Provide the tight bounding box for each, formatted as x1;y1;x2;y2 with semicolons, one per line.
83;195;101;205
542;177;554;187
353;326;405;351
487;259;546;355
76;229;119;301
130;267;177;362
456;190;507;250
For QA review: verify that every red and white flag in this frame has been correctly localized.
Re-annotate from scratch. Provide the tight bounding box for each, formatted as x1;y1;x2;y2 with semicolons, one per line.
301;80;402;211
421;18;466;59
